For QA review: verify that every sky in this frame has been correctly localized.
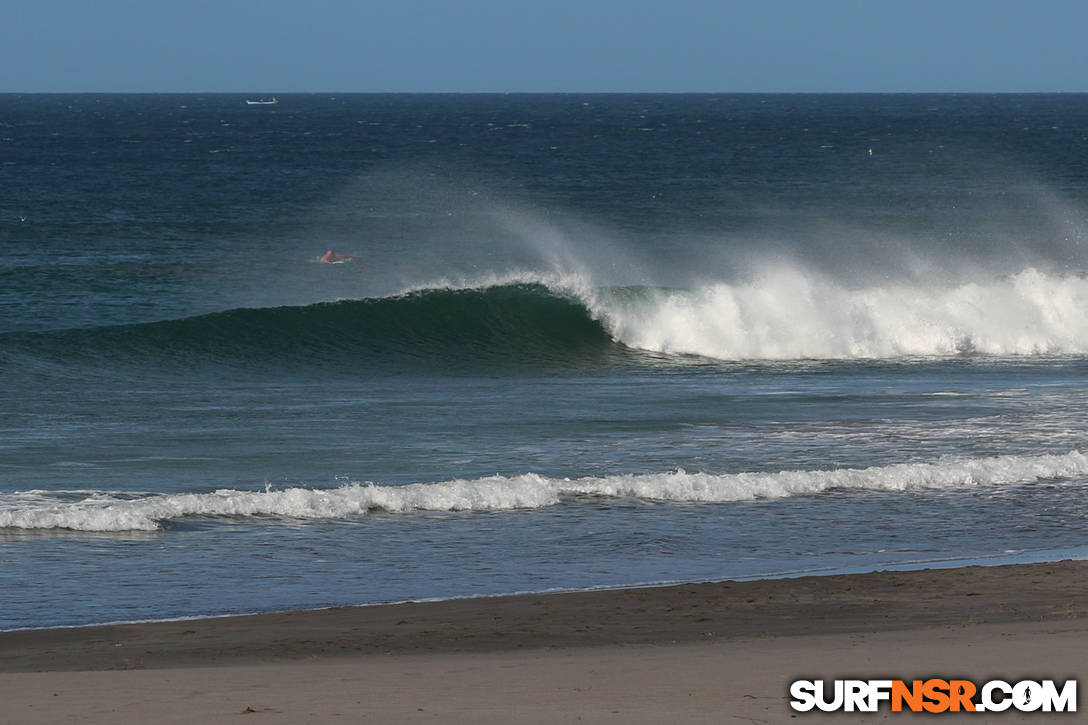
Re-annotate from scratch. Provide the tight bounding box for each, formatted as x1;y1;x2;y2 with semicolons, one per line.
3;0;1087;93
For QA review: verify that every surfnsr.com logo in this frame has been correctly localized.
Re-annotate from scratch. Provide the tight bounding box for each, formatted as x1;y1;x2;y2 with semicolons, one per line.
789;679;1077;713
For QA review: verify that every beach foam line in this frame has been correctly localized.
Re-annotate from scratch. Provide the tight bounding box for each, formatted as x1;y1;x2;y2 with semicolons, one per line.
1;451;1085;532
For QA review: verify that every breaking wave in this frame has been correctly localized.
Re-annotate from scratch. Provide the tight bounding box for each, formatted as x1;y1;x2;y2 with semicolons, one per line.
594;266;1088;359
5;266;1088;371
3;451;1085;531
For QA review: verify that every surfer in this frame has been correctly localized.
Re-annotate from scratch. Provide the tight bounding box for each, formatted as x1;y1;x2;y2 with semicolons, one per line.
318;250;354;263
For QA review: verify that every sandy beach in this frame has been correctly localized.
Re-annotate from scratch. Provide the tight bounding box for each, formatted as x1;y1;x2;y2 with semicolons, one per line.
2;560;1085;723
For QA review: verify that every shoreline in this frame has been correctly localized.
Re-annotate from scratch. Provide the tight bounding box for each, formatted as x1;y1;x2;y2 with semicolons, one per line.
2;560;1085;724
2;559;1085;673
7;544;1086;636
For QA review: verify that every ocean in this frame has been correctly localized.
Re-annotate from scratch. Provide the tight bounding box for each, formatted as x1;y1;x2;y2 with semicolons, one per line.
2;93;1088;630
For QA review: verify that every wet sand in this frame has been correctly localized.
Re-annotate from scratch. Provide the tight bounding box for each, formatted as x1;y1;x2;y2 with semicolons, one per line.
1;560;1085;723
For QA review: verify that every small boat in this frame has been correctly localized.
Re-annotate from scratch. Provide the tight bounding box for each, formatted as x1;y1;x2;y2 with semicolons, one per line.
245;97;278;105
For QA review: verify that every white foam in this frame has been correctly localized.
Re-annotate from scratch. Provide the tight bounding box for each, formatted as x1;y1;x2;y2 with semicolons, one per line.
393;265;1088;360
2;451;1084;532
588;267;1088;360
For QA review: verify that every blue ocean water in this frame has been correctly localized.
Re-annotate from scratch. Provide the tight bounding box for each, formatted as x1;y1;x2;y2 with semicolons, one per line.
3;94;1088;630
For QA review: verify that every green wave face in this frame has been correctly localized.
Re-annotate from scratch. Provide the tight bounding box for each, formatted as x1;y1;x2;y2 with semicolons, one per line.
2;283;625;375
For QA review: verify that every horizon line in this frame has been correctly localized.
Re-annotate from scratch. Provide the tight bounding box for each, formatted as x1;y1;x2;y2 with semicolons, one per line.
3;89;1088;95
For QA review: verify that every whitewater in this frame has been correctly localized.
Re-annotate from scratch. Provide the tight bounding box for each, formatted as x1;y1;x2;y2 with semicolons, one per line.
3;451;1085;532
593;266;1088;359
397;264;1088;362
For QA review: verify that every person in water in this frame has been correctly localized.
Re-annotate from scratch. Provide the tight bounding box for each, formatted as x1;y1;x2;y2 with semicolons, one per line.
318;250;354;263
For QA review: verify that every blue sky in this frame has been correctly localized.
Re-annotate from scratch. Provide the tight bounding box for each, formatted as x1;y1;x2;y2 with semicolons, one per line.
4;0;1087;92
